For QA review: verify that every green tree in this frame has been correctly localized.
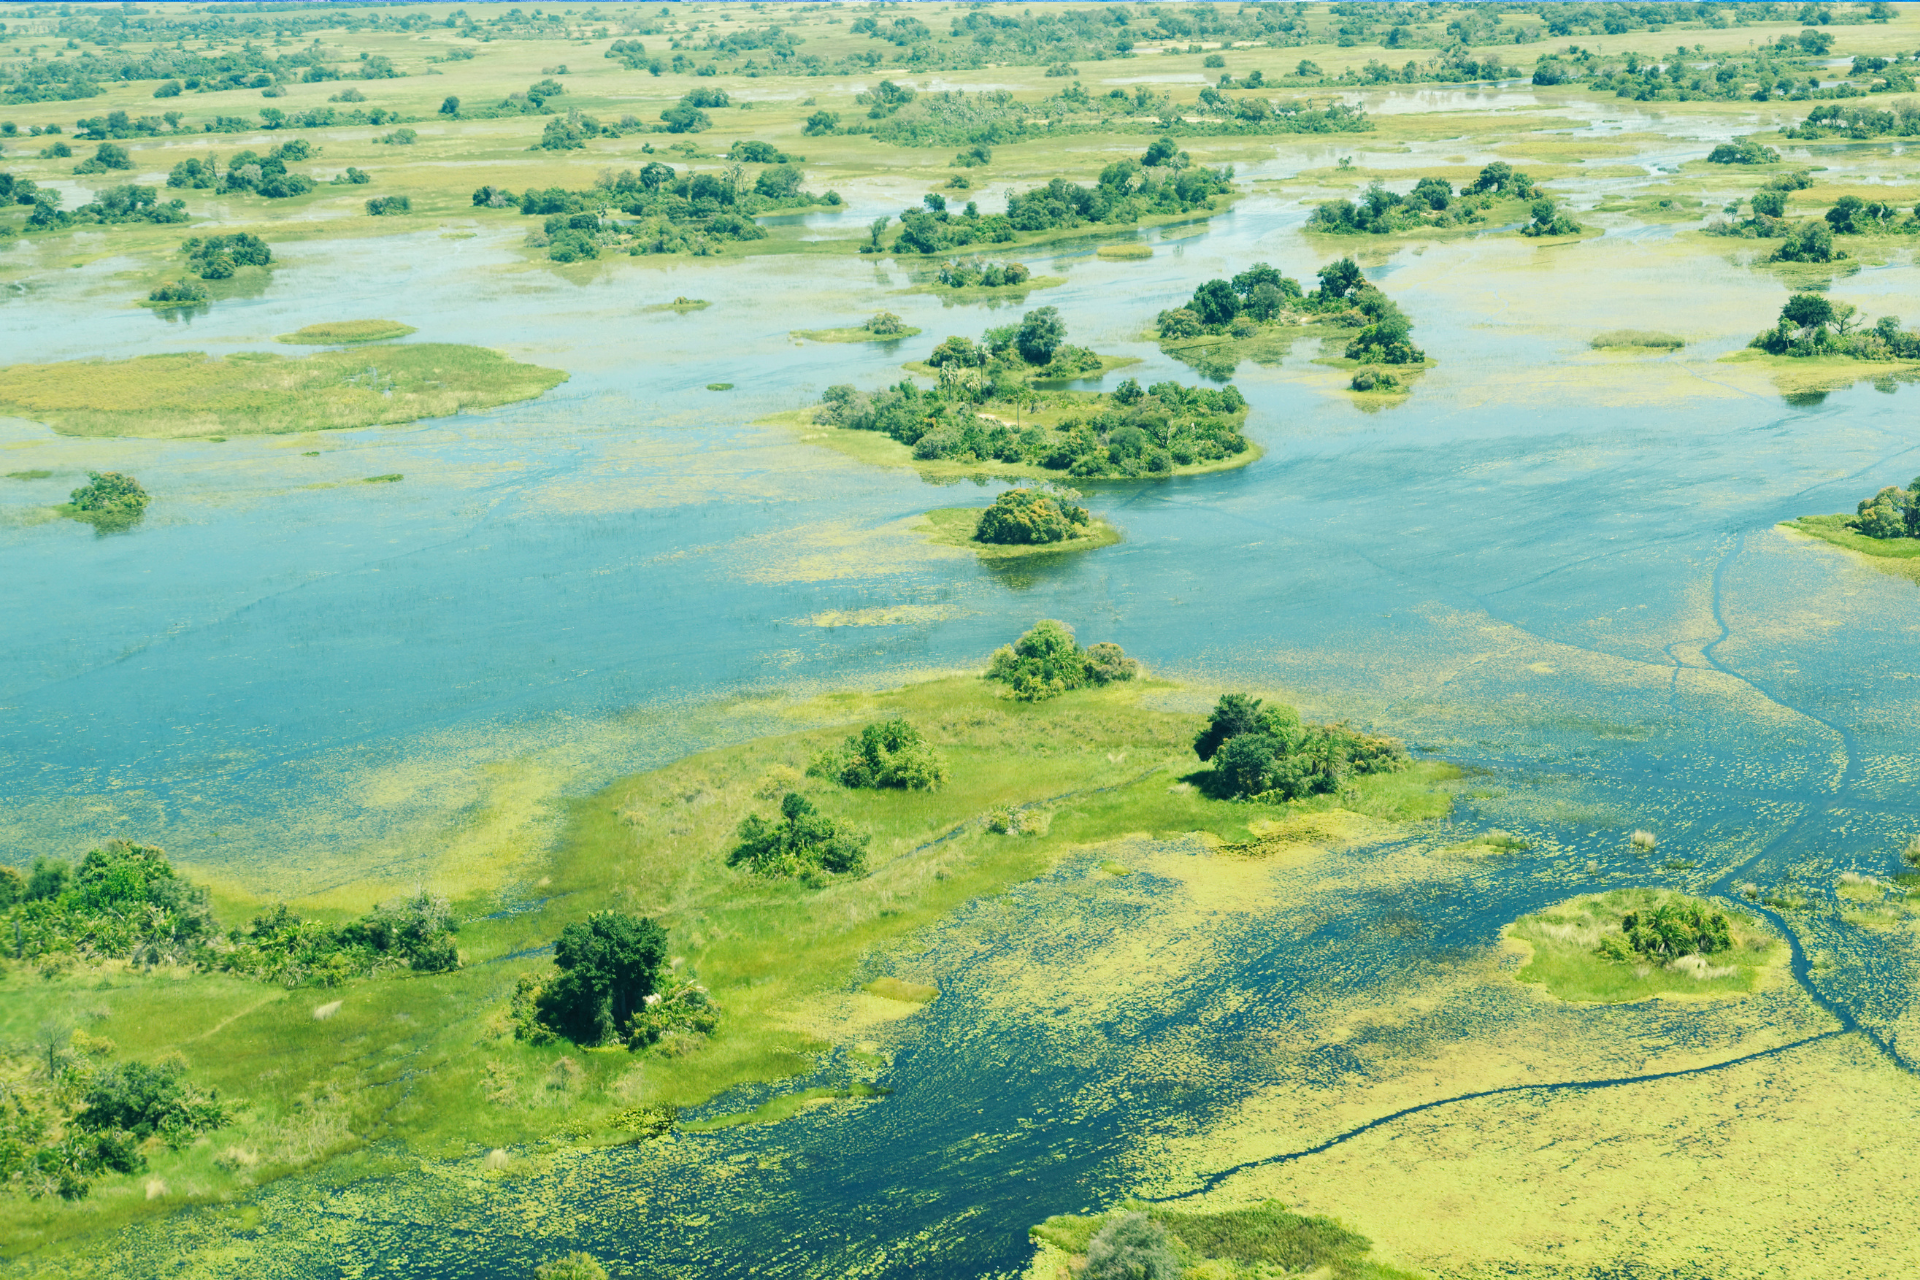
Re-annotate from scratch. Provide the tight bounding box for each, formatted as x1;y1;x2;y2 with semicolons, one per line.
67;472;149;528
809;718;948;789
1014;307;1067;365
1751;189;1788;218
1771;221;1834;263
1190;279;1240;328
1085;1213;1181;1280
1194;693;1299;761
532;912;670;1046
73;1061;227;1147
1615;900;1732;961
1315;256;1364;301
974;488;1090;545
985;620;1139;701
1143;136;1179;167
804;109;840;135
728;793;869;879
1782;292;1834;332
439;95;460;116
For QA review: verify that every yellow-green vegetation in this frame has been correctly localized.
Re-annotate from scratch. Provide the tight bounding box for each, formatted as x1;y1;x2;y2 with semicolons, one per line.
276;320;417;345
1591;330;1686;351
1783;514;1920;585
1097;243;1154;261
1027;1202;1423;1280
791;313;923;344
678;1082;887;1132
901;274;1068;302
864;977;939;1004
4;470;53;481
646;298;711;313
1505;889;1783;1004
920;505;1121;560
0;346;567;439
1719;347;1920;398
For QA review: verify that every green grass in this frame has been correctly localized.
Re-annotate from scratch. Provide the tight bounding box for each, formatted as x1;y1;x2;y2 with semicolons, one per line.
1591;329;1686;350
678;1083;888;1132
864;977;939;1004
1096;243;1154;260
1505;889;1783;1004
791;325;924;344
276;320;418;345
362;473;404;484
1029;1201;1424;1280
896;275;1068;302
919;505;1122;560
1783;515;1920;586
0;345;567;439
4;469;53;481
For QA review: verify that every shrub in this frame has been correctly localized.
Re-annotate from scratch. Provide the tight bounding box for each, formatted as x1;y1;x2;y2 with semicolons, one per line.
182;232;270;278
808;719;948;790
68;471;149;520
864;311;907;336
535;1255;609;1280
728;793;869;879
73;142;132;174
1707;137;1781;165
366;195;411;216
985;620;1139;701
975;488;1090;545
1085;1213;1181;1280
73;1061;228;1149
527;911;670;1046
1597;899;1732;963
1196;692;1408;800
147;280;208;305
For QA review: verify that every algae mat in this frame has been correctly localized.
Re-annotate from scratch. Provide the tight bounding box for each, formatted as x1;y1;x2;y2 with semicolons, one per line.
0;345;568;439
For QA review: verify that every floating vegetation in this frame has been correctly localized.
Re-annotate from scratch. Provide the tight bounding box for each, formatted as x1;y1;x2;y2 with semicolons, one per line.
706;382;734;391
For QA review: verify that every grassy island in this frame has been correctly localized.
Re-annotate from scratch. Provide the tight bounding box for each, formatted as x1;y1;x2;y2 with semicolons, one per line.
791;312;922;344
1027;1202;1422;1280
1504;889;1783;1004
1306;162;1542;240
0;631;1451;1254
277;320;417;345
1785;474;1920;584
0;345;567;439
1724;293;1920;396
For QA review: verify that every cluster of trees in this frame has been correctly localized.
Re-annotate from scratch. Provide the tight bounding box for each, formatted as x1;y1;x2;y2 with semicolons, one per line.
934;259;1031;289
1848;475;1920;541
1597;900;1732;964
986;619;1138;702
0;1040;230;1202
1749;293;1920;362
181;232;270;279
1;841;208;969
1520;194;1583;237
1533;38;1872;104
1704;171;1814;239
808;718;948;791
1785;100;1920;140
1708;138;1782;165
71;141;133;175
1159;258;1426;367
219;892;458;988
511;911;716;1051
1192;694;1410;802
476;161;837;260
974;487;1092;546
729;793;868;881
147;280;208;306
9;181;188;231
64;472;151;528
1309;164;1549;237
167;139;317;199
865;312;909;337
365;195;411;216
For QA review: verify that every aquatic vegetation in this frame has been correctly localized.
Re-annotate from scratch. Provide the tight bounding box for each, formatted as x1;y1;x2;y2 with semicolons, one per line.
1591;330;1685;350
986;619;1139;702
808;719;948;792
1029;1201;1420;1280
0;345;567;439
276;320;416;345
1506;890;1780;1004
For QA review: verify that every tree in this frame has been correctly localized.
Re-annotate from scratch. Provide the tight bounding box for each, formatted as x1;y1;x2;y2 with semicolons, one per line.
1190;278;1239;328
973;488;1090;546
1615;900;1731;961
985;620;1139;701
532;912;669;1046
439;95;460;116
660;105;710;133
73;1061;228;1147
1194;693;1299;761
1781;292;1834;332
67;472;149;527
1142;136;1179;168
1085;1213;1181;1280
1315;256;1364;301
804;109;840;135
1771;221;1834;263
809;718;949;789
1751;189;1788;218
728;793;869;879
1015;307;1066;365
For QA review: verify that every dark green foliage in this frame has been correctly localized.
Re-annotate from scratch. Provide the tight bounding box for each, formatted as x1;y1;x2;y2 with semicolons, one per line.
22;183;188;230
659;104;710;133
1519;195;1583;238
1196;692;1409;801
1600;900;1733;963
216;141;315;198
2;841;210;967
886;163;1229;257
934;259;1030;288
73;1061;228;1148
366;195;411;216
986;620;1138;702
530;912;670;1046
803;109;840;135
483;164;834;257
975;488;1090;546
1750;293;1920;360
1843;476;1920;540
1770;220;1836;262
166;156;217;189
537;111;595;151
182;232;270;279
221;891;459;986
1310;176;1490;234
1085;1213;1180;1280
331;167;372;186
439;96;460;116
71;142;132;174
1708;138;1782;164
67;472;150;523
808;719;948;791
728;793;869;879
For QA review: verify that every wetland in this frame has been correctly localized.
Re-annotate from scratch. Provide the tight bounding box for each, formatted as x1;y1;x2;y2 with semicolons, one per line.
7;3;1920;1279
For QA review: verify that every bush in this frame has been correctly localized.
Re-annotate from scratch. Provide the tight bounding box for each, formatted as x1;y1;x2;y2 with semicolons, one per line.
1708;137;1781;164
68;471;149;521
73;142;132;174
221;890;458;987
73;1061;228;1149
985;620;1139;701
527;911;670;1046
728;793;869;879
1597;899;1732;963
808;719;948;790
147;280;208;305
975;487;1090;545
1085;1213;1181;1280
182;232;270;278
366;195;411;216
1196;692;1408;800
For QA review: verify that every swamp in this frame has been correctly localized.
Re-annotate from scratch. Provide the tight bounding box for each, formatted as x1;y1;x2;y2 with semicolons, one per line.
7;2;1920;1279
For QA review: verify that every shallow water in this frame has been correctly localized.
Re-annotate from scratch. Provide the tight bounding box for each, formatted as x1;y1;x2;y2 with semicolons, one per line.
5;126;1920;1276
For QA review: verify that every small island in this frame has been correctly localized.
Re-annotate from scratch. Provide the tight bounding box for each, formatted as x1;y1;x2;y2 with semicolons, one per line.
0;345;568;439
791;312;923;344
1305;162;1543;238
59;470;150;532
1504;889;1782;1004
1722;293;1920;395
920;488;1121;560
278;320;418;345
1785;472;1920;583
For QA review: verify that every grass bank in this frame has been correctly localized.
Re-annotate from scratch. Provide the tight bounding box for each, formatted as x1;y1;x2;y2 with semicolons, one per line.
1503;888;1784;1004
1718;348;1920;399
0;345;567;439
1782;514;1920;585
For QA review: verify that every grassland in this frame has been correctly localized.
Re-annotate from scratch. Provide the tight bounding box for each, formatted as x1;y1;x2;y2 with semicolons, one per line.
0;345;566;439
0;671;1451;1259
918;504;1121;560
1503;889;1784;1004
276;320;418;345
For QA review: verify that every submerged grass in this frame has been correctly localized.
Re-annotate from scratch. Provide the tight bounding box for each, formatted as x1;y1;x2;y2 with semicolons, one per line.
0;345;567;439
1591;329;1686;350
1504;888;1783;1004
791;325;924;344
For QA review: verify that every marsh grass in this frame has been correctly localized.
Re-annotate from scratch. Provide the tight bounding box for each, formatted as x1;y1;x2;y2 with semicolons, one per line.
1096;243;1153;260
276;320;418;345
0;346;567;439
897;274;1068;302
1783;515;1920;586
4;469;53;481
919;506;1121;560
791;325;924;344
1506;888;1782;1004
678;1082;887;1132
1591;330;1685;350
1030;1200;1422;1280
864;977;938;1004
